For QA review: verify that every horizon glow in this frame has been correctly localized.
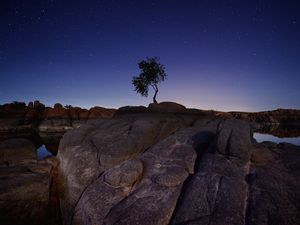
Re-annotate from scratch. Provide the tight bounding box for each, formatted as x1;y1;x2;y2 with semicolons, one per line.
1;0;300;112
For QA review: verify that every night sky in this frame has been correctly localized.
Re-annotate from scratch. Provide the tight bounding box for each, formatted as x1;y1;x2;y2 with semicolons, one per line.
1;0;300;111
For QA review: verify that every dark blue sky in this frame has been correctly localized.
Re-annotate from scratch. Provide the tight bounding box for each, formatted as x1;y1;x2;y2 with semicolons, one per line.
1;0;300;111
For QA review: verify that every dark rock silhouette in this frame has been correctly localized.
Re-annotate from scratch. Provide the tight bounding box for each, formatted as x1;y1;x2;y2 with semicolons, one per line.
148;101;186;112
0;101;45;140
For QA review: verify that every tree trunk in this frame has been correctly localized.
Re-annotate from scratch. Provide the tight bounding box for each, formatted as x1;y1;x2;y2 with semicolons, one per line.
153;89;158;103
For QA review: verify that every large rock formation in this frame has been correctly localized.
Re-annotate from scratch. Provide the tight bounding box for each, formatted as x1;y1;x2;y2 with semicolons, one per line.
0;101;116;145
39;104;116;137
0;138;57;225
254;123;300;138
0;102;117;225
0;101;45;140
1;101;299;225
230;108;300;125
55;105;300;225
56;112;199;225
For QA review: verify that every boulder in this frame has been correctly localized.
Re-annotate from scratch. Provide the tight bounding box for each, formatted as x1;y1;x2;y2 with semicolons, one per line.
148;101;186;113
171;120;300;225
69;107;89;120
88;106;116;119
1;101;300;225
56;114;300;225
45;104;69;119
56;115;195;225
0;138;56;225
116;105;148;114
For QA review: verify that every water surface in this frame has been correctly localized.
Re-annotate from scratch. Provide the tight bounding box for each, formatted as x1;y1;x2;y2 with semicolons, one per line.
37;145;54;160
253;124;300;146
253;133;300;146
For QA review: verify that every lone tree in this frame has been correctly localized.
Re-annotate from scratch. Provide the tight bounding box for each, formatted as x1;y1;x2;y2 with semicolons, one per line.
132;57;167;103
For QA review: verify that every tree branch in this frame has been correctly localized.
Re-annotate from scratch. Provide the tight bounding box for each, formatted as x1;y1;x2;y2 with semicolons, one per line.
151;84;157;91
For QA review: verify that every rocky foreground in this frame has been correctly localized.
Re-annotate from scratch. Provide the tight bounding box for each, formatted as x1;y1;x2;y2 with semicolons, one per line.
0;138;56;224
1;102;300;225
54;103;300;225
0;101;115;225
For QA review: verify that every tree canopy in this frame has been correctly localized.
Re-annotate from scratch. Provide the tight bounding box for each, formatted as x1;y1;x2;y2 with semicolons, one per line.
132;57;167;103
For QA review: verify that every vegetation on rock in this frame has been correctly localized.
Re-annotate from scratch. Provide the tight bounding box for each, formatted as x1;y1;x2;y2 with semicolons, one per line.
132;57;167;103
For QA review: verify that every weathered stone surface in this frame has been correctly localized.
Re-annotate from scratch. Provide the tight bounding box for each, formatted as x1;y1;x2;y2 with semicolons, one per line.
0;166;51;225
57;114;199;225
171;119;300;225
72;159;144;225
104;159;143;187
56;113;300;225
102;130;197;225
0;138;56;225
1;102;299;225
215;119;252;162
243;143;300;225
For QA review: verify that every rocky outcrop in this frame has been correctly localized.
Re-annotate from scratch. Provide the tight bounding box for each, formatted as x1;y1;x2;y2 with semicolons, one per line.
56;114;197;224
1;101;299;225
0;138;57;225
148;101;186;112
230;108;300;125
0;99;117;222
171;119;252;225
0;101;45;140
56;109;300;225
253;123;300;138
39;104;116;136
117;102;214;116
0;101;116;142
88;106;116;119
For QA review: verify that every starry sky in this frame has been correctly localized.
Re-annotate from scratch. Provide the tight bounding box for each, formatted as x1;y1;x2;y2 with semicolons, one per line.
1;0;300;111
